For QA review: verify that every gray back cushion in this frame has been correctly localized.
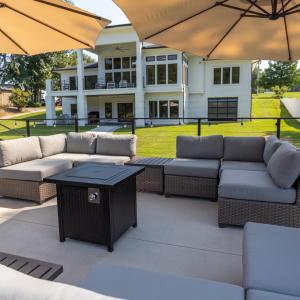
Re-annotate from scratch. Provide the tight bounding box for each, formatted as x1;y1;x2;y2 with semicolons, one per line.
267;143;300;188
224;137;265;162
0;137;42;167
96;134;137;157
67;132;97;154
263;136;283;164
39;134;67;157
176;135;223;159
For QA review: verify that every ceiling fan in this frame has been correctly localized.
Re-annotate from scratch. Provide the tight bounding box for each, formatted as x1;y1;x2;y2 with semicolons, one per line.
114;45;129;52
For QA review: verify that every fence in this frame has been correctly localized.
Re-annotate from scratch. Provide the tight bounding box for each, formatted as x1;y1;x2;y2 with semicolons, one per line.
0;117;299;157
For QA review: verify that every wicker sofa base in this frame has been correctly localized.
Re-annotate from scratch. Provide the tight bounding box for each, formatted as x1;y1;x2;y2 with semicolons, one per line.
136;167;164;194
165;175;217;200
0;179;57;204
218;197;300;228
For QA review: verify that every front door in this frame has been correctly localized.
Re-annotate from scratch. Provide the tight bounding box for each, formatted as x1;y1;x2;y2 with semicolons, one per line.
118;103;133;121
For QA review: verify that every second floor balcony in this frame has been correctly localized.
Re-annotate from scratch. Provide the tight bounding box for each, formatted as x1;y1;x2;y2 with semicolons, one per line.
51;76;137;93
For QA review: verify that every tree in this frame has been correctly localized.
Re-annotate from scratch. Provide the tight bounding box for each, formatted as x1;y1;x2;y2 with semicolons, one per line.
9;88;32;112
272;85;289;99
260;61;300;90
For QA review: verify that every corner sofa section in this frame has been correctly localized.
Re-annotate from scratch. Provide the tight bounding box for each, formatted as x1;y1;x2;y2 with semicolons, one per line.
0;133;137;203
164;135;223;200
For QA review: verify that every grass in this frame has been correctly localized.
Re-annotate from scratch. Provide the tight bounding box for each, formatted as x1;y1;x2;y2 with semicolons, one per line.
0;93;299;157
115;93;300;157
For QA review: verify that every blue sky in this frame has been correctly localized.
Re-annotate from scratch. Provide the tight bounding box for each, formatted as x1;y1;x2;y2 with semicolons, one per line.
73;0;128;25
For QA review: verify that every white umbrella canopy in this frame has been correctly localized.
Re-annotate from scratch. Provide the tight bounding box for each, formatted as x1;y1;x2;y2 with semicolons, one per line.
113;0;300;61
0;0;111;55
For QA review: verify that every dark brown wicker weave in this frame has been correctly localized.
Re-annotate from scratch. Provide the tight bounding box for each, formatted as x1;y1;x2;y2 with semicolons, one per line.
165;175;217;200
218;180;300;228
136;167;164;194
0;179;56;204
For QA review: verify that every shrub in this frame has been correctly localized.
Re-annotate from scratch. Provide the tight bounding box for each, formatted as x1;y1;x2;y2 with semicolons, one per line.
272;85;289;99
9;88;32;112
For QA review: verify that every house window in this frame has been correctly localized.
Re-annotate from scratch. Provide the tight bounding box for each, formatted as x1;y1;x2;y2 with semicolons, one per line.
105;103;112;119
232;67;240;84
113;58;121;69
114;72;121;83
146;56;155;62
131;56;136;68
170;101;179;118
159;101;168;118
69;76;77;90
208;97;238;121
131;71;136;84
122;57;130;69
123;71;130;82
214;68;222;85
168;64;177;84
84;75;97;90
157;55;166;61
71;104;77;116
146;65;155;85
105;72;113;82
149;101;158;118
157;65;166;84
105;58;113;70
214;67;240;84
223;67;231;84
168;54;178;60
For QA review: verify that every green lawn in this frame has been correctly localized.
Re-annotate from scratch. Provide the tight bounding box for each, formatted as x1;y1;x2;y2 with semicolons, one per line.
115;93;300;157
1;93;299;157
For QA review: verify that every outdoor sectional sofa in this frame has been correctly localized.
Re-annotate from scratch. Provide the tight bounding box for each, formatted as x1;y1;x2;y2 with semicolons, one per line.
165;135;300;228
1;221;299;300
0;132;137;203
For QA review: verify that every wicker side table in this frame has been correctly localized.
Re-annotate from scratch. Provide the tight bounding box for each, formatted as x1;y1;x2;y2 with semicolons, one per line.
126;158;173;194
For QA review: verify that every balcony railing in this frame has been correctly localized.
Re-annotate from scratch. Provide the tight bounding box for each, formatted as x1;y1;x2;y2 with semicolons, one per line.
51;79;136;92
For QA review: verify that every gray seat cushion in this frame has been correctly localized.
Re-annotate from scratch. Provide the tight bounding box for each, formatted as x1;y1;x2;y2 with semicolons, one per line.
0;159;72;182
224;137;265;162
220;161;267;175
247;290;300;300
46;153;130;166
96;134;137;157
244;223;300;297
39;134;66;157
165;158;220;178
0;137;42;167
219;170;296;203
263;136;283;164
267;143;300;188
67;132;97;154
176;135;223;159
80;264;244;300
74;155;131;166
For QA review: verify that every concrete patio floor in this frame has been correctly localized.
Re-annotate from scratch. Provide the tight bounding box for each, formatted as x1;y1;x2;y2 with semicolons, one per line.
0;193;243;286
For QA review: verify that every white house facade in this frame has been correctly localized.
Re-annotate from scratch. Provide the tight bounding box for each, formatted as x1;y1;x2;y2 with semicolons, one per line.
45;24;252;126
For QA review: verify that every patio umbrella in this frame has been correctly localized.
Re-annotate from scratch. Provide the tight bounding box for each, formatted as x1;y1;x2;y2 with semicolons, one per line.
0;0;110;55
113;0;300;61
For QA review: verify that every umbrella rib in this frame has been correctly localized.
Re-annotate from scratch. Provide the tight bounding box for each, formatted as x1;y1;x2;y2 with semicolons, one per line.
144;0;230;40
245;0;270;15
3;4;93;48
219;3;266;17
0;27;28;54
206;4;253;59
278;0;292;13
281;0;292;60
32;0;111;23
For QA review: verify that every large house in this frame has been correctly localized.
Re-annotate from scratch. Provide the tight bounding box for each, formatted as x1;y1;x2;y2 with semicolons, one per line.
45;24;252;126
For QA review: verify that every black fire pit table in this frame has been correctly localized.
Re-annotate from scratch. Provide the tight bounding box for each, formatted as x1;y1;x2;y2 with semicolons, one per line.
45;163;144;252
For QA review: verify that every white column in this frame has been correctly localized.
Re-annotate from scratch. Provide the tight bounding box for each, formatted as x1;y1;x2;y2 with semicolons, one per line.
76;49;87;126
135;41;145;127
45;79;55;126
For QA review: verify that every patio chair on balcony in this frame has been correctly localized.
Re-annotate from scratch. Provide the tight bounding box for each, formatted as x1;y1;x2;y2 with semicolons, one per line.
106;81;116;89
61;81;70;91
95;79;106;89
118;80;128;88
